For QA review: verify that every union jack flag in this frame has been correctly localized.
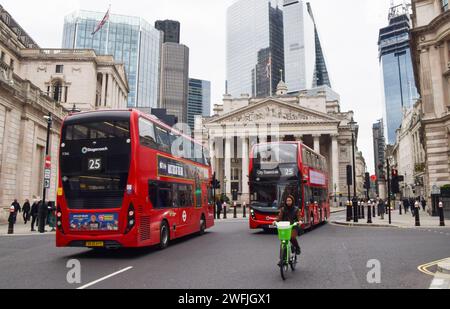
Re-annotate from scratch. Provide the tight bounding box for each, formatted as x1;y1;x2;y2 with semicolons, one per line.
91;8;110;35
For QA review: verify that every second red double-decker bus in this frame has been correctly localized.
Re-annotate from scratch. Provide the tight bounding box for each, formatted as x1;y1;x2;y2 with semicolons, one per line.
249;142;329;232
56;109;214;249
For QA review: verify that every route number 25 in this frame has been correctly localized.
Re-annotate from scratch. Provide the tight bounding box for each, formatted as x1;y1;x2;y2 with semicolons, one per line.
88;158;102;171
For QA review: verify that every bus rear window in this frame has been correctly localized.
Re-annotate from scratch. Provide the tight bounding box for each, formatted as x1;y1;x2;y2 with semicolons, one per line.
64;121;130;141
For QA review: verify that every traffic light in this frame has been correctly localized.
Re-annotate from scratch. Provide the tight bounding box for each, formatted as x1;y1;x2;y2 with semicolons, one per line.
391;169;400;194
211;173;221;190
346;165;353;186
364;172;370;190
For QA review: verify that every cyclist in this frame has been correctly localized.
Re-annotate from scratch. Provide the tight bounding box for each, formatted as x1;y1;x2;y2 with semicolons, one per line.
275;195;302;255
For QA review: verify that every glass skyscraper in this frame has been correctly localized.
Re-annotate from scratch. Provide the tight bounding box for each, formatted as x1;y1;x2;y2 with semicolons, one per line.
188;78;211;132
227;0;284;98
378;5;419;144
283;0;315;92
62;10;162;108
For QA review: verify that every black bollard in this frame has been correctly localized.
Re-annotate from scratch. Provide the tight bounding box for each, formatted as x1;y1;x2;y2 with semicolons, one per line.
439;202;445;227
415;205;421;227
223;206;227;220
367;203;372;224
399;202;402;215
214;204;217;220
233;203;237;219
373;204;376;218
243;204;247;218
361;203;365;219
346;201;352;222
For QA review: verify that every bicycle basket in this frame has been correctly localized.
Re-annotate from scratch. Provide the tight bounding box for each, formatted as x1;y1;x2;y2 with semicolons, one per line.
277;222;292;241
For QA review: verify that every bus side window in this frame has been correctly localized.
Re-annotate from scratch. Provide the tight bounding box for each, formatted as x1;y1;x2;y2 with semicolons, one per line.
149;182;175;209
149;182;158;207
139;118;157;148
155;126;171;153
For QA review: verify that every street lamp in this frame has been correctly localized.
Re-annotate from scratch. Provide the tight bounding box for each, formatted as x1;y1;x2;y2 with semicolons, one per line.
349;117;358;223
39;113;53;233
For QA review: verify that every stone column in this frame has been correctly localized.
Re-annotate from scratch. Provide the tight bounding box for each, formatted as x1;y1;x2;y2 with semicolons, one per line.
209;138;216;173
107;74;113;107
224;138;232;198
331;134;340;196
101;73;107;107
313;134;321;154
241;137;250;203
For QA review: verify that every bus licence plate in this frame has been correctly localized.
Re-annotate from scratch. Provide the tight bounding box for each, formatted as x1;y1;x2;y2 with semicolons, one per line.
86;241;104;248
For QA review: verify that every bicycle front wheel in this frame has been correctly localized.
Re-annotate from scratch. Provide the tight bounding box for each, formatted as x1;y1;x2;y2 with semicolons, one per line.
279;244;289;280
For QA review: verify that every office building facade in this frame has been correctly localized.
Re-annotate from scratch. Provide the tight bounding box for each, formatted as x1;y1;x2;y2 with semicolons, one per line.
62;10;162;108
378;4;419;145
227;0;284;98
188;78;211;132
155;20;181;43
159;43;189;124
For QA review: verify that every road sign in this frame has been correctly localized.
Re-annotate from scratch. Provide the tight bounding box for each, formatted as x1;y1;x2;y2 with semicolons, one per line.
44;179;51;189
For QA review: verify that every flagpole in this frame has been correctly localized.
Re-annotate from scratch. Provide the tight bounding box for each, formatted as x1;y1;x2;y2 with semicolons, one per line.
105;5;111;55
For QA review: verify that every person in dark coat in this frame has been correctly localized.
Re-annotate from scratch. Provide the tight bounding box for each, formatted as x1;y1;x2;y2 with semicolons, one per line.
11;199;21;224
22;199;31;224
30;198;39;232
37;200;48;233
379;199;386;220
216;199;223;219
421;198;427;212
403;199;409;214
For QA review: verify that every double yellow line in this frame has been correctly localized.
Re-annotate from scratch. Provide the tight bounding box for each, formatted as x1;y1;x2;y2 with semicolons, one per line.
418;258;450;276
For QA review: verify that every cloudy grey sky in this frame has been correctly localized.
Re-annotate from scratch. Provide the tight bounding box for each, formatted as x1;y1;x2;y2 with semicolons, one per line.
2;0;394;173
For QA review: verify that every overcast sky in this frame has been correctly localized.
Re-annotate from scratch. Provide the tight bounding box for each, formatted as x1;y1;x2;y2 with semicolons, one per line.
2;0;394;173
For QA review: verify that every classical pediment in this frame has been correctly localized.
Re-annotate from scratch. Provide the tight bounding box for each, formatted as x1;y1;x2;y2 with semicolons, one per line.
207;98;340;125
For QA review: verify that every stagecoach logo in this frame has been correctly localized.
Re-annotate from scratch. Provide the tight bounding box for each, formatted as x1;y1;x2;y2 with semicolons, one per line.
182;211;187;223
81;147;109;154
256;169;280;177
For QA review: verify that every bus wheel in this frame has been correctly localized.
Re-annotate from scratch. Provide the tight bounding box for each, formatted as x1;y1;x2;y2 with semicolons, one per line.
199;215;206;235
159;221;170;250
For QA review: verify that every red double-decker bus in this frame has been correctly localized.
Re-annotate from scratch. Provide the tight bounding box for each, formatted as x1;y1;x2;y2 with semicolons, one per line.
249;142;329;232
56;110;214;249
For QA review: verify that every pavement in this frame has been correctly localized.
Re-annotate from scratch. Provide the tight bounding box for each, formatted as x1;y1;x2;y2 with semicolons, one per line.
0;221;56;236
429;259;450;289
0;212;449;289
332;207;450;229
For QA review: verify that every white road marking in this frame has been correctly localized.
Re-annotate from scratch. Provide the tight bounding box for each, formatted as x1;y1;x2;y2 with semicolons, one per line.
77;266;133;290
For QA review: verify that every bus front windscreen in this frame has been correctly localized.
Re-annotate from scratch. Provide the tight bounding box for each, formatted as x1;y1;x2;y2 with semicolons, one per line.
251;182;300;209
60;117;132;210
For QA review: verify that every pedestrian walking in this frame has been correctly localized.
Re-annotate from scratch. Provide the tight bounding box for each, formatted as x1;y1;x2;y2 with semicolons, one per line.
379;199;386;220
11;199;21;224
38;200;48;233
216;199;222;219
30;197;39;232
22;199;31;224
421;197;427;212
47;202;56;232
410;198;416;217
403;198;409;214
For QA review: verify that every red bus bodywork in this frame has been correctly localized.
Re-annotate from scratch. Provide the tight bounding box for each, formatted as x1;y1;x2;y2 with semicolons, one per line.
249;142;330;231
56;109;214;249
